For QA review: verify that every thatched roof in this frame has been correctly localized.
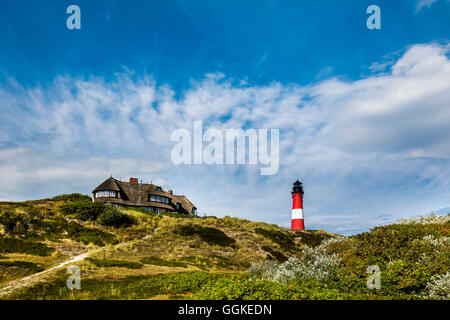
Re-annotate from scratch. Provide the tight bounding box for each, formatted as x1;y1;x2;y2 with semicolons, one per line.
92;177;121;192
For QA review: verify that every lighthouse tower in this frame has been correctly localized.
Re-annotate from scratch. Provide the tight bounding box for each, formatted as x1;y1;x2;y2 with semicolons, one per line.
291;180;305;230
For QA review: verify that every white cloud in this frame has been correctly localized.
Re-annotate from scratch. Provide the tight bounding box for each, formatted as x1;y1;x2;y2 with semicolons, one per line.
1;43;450;234
0;147;167;201
416;0;438;11
415;0;449;12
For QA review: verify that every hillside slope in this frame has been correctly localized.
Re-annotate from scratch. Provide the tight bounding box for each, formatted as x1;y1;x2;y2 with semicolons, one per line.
0;194;333;299
0;194;448;300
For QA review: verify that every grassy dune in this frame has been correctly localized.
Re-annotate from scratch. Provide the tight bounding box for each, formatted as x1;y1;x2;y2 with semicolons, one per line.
0;194;448;300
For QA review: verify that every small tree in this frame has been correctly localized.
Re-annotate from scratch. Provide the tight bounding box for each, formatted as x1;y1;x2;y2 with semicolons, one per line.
98;205;134;228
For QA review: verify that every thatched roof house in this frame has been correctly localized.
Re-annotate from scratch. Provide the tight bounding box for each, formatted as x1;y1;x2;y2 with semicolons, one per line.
92;177;197;215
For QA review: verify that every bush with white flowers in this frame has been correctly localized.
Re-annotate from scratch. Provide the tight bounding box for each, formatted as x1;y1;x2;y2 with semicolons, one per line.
422;272;450;300
418;234;450;247
394;213;450;225
248;240;342;284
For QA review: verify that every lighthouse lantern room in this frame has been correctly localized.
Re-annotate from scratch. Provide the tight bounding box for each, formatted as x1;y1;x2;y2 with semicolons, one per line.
291;179;305;230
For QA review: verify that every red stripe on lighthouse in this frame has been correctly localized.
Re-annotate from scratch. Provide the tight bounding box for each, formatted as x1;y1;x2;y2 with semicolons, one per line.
291;192;304;230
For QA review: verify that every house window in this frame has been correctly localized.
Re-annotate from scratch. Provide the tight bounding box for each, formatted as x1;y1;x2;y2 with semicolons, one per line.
149;195;170;204
192;208;197;215
176;203;181;210
155;187;162;192
96;190;116;198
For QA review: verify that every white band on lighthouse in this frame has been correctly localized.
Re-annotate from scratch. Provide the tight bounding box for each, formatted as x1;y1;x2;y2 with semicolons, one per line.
291;208;303;220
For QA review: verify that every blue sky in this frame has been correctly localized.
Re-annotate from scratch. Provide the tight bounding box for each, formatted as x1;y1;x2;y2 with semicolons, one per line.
0;0;449;234
1;0;448;87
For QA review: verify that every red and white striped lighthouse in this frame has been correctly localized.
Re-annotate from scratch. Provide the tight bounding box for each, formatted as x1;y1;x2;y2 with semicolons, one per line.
291;179;305;230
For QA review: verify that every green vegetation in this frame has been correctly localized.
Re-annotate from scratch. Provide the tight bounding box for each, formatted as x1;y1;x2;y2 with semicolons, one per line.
0;238;54;256
141;256;188;268
331;221;450;297
60;201;105;221
0;260;45;283
51;193;92;203
63;221;118;246
0;208;117;247
293;230;333;247
60;201;135;228
195;275;346;300
0;261;44;273
254;228;296;252
98;206;135;228
178;255;250;270
5;271;226;300
174;225;237;247
261;245;287;262
242;215;450;299
86;258;143;269
1;194;448;300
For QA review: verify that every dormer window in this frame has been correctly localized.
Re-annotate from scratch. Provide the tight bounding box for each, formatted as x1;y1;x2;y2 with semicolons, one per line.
155;187;162;192
95;190;116;198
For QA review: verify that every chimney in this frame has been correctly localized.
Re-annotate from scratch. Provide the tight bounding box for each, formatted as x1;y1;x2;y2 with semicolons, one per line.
129;177;139;185
168;190;173;195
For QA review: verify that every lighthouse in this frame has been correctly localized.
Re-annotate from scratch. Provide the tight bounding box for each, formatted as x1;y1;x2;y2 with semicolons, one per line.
291;179;305;230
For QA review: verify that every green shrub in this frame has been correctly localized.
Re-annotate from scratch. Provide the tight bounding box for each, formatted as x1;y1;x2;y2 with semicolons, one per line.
6;271;224;300
141;256;188;268
162;211;198;219
380;259;444;295
0;238;54;256
60;201;105;221
86;258;143;269
249;243;341;284
293;231;333;247
255;228;295;252
353;223;448;266
52;193;92;203
0;210;117;246
179;256;214;269
123;207;157;216
98;206;135;228
0;210;28;236
422;272;450;300
195;274;345;300
210;255;250;269
262;245;287;262
175;225;236;247
65;222;118;246
0;260;44;272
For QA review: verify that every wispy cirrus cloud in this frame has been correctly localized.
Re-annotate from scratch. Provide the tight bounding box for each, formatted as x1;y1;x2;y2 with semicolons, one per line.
415;0;448;12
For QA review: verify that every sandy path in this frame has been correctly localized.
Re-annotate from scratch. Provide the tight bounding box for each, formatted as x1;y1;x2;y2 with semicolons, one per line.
0;252;90;298
0;228;160;298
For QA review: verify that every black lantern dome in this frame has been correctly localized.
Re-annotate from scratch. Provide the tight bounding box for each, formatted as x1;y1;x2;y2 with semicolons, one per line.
292;179;304;194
